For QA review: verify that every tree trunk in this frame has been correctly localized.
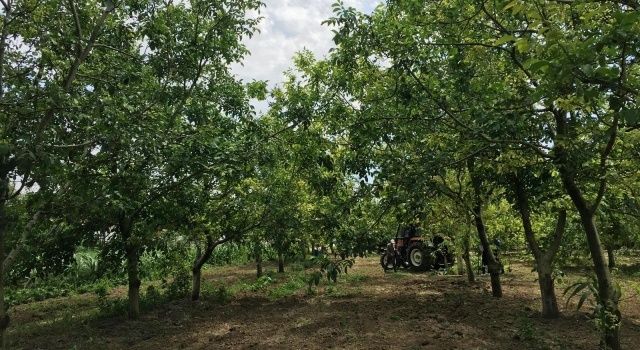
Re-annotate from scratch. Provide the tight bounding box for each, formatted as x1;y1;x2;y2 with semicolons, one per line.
468;160;501;297
0;278;6;350
121;217;141;320
191;235;233;301
607;247;616;270
126;245;141;320
579;211;621;350
537;263;560;318
553;108;621;349
191;268;202;301
191;237;213;301
462;236;475;283
512;175;565;318
456;252;464;275
191;243;203;301
560;174;621;350
277;251;284;273
255;243;262;278
0;176;41;348
0;177;8;349
473;207;502;297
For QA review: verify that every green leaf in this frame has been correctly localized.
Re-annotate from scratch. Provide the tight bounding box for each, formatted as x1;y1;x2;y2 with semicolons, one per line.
503;1;518;11
494;35;515;46
0;143;10;157
515;38;529;53
620;108;640;125
576;292;589;310
564;281;590;307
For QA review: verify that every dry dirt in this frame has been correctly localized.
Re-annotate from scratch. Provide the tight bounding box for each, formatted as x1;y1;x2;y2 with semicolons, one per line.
7;257;640;349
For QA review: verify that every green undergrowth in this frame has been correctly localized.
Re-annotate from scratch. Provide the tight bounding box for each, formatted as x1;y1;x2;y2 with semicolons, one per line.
201;265;368;304
94;269;191;318
343;273;369;284
203;270;309;301
12;261;368;328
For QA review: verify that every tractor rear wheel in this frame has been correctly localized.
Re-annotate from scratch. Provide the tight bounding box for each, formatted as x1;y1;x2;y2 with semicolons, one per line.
408;245;432;271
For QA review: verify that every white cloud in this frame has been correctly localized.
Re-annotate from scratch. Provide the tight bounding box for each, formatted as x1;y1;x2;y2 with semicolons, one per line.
231;0;381;89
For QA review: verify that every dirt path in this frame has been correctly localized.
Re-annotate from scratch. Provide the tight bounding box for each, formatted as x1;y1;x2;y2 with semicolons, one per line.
7;257;640;349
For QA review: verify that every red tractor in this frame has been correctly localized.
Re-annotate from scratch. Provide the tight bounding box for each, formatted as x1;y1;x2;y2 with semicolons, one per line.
380;226;454;272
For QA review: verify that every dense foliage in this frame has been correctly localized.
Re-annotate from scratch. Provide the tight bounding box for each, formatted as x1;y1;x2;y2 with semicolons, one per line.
1;0;638;349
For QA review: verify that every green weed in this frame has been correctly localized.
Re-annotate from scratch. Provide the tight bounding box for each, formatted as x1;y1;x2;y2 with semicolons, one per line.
344;273;369;284
515;315;537;342
212;286;234;304
268;275;306;299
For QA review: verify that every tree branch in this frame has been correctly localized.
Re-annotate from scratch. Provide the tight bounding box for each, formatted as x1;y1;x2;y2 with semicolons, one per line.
551;0;638;10
401;62;550;158
50;139;96;148
62;5;113;91
543;209;567;264
592;112;619;212
512;174;542;260
68;0;83;54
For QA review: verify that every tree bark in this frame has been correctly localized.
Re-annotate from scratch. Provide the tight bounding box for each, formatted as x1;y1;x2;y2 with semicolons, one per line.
191;237;213;301
560;169;621;349
553;108;621;349
191;268;202;301
468;160;501;297
473;203;502;297
607;247;616;270
255;243;262;278
0;177;8;349
121;217;141;320
191;234;231;301
512;175;566;318
456;252;464;275
0;175;42;348
462;233;475;283
126;245;141;320
537;263;559;318
277;251;284;273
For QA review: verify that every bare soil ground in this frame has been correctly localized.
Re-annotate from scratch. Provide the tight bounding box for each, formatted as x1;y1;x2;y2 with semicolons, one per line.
7;257;640;349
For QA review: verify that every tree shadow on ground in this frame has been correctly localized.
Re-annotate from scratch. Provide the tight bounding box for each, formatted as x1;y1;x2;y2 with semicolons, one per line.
7;258;640;350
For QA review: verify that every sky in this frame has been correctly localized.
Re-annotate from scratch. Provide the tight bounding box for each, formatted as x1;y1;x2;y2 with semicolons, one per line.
231;0;382;111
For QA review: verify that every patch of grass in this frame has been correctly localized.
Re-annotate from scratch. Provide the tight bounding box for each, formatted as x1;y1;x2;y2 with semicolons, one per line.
293;316;312;328
325;284;339;296
268;274;306;299
96;295;128;317
325;284;359;298
248;275;276;292
227;274;277;294
388;272;410;279
515;316;536;341
288;262;306;272
94;271;193;318
512;315;553;350
343;273;369;284
6;285;71;306
616;263;640;278
201;280;237;303
212;286;234;304
201;280;217;295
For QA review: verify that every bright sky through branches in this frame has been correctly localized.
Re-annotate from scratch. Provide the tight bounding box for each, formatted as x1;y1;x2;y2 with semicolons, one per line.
231;0;381;112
